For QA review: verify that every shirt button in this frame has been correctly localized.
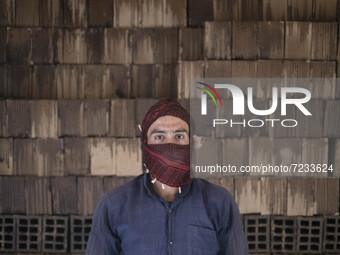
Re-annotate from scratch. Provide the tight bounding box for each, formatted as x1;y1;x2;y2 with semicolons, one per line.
169;210;172;213
169;241;173;246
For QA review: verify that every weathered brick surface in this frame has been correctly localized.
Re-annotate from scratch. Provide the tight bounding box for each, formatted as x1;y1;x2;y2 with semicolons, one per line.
135;98;158;135
204;60;231;78
0;100;7;137
77;177;104;215
287;0;313;21
6;65;32;98
163;0;187;27
177;61;204;99
57;100;84;137
131;65;154;97
283;60;309;78
31;28;57;64
84;100;109;136
301;139;328;175
86;29;104;64
330;139;340;177
0;65;5;97
257;60;284;98
262;0;287;21
103;29;130;64
309;61;336;98
0;28;5;64
64;138;89;175
110;99;136;137
113;0;139;27
35;138;64;176
31;100;58;138
25;177;52;214
56;65;85;99
285;22;312;59
0;138;13;175
103;176;134;193
63;0;87;27
249;137;275;169
231;60;257;78
13;139;37;175
6;28;31;64
51;177;78;214
204;22;231;60
257;22;284;59
242;99;269;137
221;138;248;172
88;0;113;27
0;176;25;213
274;138;301;166
315;178;339;215
57;29;87;64
296;100;323;137
179;28;203;60
89;138;115;176
188;0;213;27
235;178;261;214
15;0;39;26
39;0;63;27
0;0;15;26
311;23;337;60
7;100;32;137
232;22;257;60
116;138;142;176
105;65;131;98
324;100;340;137
261;178;287;215
154;64;177;98
139;0;163;28
83;65;108;99
32;65;58;99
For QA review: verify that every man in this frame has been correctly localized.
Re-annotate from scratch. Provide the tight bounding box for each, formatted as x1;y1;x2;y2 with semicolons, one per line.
85;98;248;255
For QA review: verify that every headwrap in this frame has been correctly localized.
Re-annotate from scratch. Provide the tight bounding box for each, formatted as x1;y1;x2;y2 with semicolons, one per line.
141;98;192;187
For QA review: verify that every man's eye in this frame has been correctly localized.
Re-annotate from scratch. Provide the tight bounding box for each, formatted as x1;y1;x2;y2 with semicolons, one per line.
155;135;164;140
176;134;184;139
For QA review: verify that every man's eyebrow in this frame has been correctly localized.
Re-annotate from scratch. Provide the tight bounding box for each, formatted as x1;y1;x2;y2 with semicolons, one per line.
150;129;188;135
150;130;167;135
173;129;188;133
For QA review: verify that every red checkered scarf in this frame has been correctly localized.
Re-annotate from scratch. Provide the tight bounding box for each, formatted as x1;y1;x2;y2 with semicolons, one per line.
141;98;192;187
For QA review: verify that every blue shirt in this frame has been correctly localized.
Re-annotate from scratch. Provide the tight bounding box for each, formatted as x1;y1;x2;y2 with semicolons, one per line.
85;173;248;255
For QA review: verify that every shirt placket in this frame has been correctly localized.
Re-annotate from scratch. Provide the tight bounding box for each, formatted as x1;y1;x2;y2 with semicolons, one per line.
167;203;173;255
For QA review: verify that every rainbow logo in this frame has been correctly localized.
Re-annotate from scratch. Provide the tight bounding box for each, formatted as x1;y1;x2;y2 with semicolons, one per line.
196;82;223;107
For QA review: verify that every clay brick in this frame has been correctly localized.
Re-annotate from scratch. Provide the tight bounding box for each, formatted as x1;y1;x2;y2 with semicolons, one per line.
89;138;115;176
63;0;87;27
204;61;231;78
6;65;32;98
135;98;159;135
0;100;7;137
232;22;257;60
287;0;313;21
231;60;257;78
188;0;213;27
0;65;5;97
31;28;57;64
32;65;58;99
25;177;52;214
309;61;336;99
51;176;78;214
274;138;301;166
113;0;138;27
249;137;275;170
35;138;64;176
154;64;177;98
7;100;32;137
287;179;317;216
116;138;142;176
83;65;108;99
311;23;337;60
324;100;340;137
131;65;154;97
0;138;13;175
313;0;337;21
64;138;89;175
257;60;284;98
39;0;63;27
163;0;187;27
257;22;284;59
13;139;37;175
261;0;287;21
296;100;323;137
0;176;25;213
57;100;84;136
103;176;134;193
110;99;136;137
57;29;87;64
315;178;339;214
88;0;113;27
177;61;204;99
56;65;85;99
204;22;231;60
0;0;15;26
283;60;310;78
179;28;203;61
77;177;104;215
285;22;312;59
104;65;130;98
15;0;39;26
84;100;109;136
31;100;58;138
212;0;234;21
221;138;248;172
139;0;163;27
235;178;261;214
0;28;5;64
86;29;104;64
6;28;31;64
104;29;130;64
261;178;287;215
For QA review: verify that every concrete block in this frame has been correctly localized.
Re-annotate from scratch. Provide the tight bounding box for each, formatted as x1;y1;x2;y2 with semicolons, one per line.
296;217;323;252
77;177;104;215
0;28;5;64
57;100;84;136
84;100;109;136
315;178;339;215
323;216;340;253
177;61;204;99
0;176;25;213
296;100;323;137
235;178;261;214
42;215;68;253
103;176;134;193
131;65;154;97
274;138;301;166
271;216;297;253
51;177;78;214
110;99;136;137
0;100;8;137
0;0;15;26
324;100;340;137
0;215;16;252
261;0;287;21
179;28;203;61
309;61;336;98
313;0;337;21
283;60;310;78
285;22;312;59
63;0;87;27
6;65;32;98
135;98;159;136
31;100;58;138
257;22;284;59
15;215;42;252
116;138;142;176
0;138;13;175
25;177;52;214
31;28;57;64
204;61;231;78
57;29;87;63
221;138;248;172
32;65;58;99
249;138;275;175
242;99;269;137
64;138;89;175
212;0;233;21
104;65;130;98
83;65;108;99
7;100;32;137
257;60;284;98
287;0;313;21
56;65;85;99
154;64;177;98
113;0;138;27
330;139;340;177
231;60;257;78
261;178;287;215
0;65;5;98
163;0;187;27
35;138;64;176
88;0;113;27
89;138;115;176
6;28;31;64
70;215;92;252
311;23;337;60
86;28;104;64
269;102;297;138
204;22;231;60
188;0;213;27
15;0;39;26
139;0;163;27
232;22;257;60
13;139;37;175
103;29;130;64
302;138;328;169
39;0;63;27
243;215;270;252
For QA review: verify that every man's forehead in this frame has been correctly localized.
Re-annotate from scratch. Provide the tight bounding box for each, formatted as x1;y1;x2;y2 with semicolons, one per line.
147;116;189;133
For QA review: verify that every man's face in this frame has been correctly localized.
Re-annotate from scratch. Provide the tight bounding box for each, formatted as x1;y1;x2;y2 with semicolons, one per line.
146;116;189;145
